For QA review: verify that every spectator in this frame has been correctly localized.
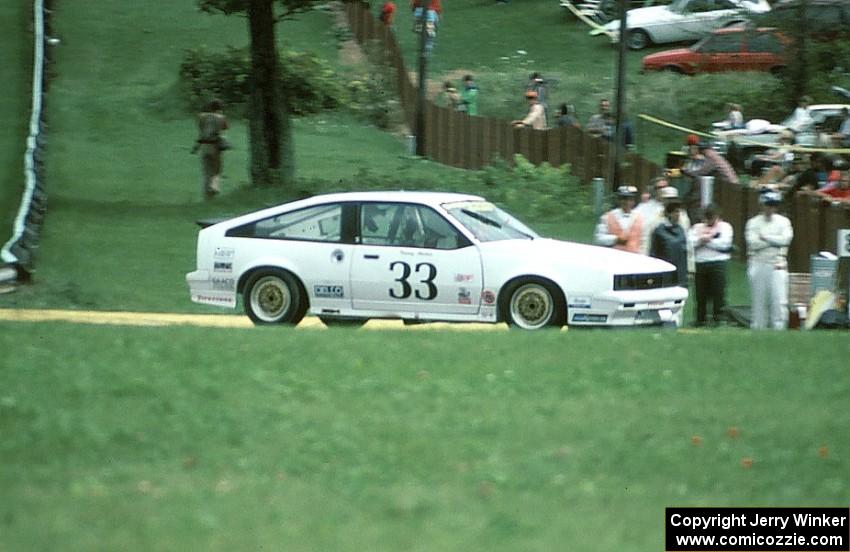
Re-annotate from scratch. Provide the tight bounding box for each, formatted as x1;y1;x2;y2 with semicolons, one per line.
459;74;479;116
526;72;548;124
818;170;850;202
651;201;689;325
443;81;461;110
379;1;396;25
412;0;441;35
635;177;672;254
683;141;739;185
586;99;613;139
745;190;794;330
642;185;694;271
689;204;733;327
780;154;818;198
194;98;229;200
786;96;813;133
512;90;546;130
555;103;580;128
833;107;850;147
752;129;795;181
713;103;744;130
594;185;643;254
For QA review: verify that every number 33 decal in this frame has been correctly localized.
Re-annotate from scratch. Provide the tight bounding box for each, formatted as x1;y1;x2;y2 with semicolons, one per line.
389;261;438;300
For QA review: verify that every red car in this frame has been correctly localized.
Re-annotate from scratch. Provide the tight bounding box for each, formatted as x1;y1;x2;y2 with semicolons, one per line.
641;27;788;75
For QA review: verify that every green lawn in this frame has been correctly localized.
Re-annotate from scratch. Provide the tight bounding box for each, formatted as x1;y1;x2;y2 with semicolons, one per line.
1;323;847;551
0;2;34;248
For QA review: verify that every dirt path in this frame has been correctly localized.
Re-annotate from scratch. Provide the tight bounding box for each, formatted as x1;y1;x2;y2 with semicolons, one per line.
0;308;507;331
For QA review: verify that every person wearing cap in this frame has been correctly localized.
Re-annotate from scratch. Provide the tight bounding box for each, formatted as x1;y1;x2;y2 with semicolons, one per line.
682;141;738;186
594;185;643;254
512;90;546;130
689;204;734;326
639;182;693;270
745;190;794;330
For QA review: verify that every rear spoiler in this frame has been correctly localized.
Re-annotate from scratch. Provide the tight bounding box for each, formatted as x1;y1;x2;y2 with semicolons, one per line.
195;217;227;229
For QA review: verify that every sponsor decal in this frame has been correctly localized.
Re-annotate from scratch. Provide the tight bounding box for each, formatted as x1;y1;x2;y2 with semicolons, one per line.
455;273;474;282
457;287;472;305
193;294;236;306
571;313;608;323
211;277;235;291
213;261;232;273
314;285;345;299
569;296;592;309
481;290;496;304
214;247;235;259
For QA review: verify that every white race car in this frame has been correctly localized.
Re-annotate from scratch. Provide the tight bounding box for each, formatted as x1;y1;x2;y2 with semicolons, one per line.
186;192;687;329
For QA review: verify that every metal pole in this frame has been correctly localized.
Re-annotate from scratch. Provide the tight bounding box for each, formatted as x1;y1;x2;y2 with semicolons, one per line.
610;0;628;190
414;10;429;157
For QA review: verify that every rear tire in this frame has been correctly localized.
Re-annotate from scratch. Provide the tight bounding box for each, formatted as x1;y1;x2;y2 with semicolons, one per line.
501;278;566;330
243;269;306;326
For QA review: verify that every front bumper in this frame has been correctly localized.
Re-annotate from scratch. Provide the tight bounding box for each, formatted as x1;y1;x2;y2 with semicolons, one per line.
568;286;688;327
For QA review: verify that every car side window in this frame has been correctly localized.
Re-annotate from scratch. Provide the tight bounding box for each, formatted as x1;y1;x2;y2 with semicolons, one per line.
700;34;743;53
688;0;714;13
227;203;342;242
713;0;736;9
747;32;781;54
359;203;467;250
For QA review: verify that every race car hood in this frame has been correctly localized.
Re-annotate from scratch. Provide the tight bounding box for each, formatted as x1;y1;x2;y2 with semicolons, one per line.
479;238;676;275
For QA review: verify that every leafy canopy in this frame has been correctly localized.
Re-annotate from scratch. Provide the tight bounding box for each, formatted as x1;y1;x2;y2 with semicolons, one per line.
198;0;323;20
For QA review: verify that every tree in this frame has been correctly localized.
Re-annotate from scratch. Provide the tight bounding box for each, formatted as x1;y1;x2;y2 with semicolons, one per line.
198;0;322;187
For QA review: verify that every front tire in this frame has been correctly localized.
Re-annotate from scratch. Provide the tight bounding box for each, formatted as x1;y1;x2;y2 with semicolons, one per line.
244;269;306;325
627;29;651;50
502;279;566;330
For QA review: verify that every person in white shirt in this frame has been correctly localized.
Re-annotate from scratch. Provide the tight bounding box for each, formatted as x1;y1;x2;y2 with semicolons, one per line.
745;191;794;330
786;96;813;133
594;185;643;253
512;90;546;130
689;204;734;326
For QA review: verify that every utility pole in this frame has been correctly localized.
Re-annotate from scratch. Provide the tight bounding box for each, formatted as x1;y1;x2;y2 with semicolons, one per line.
610;0;628;189
414;11;429;156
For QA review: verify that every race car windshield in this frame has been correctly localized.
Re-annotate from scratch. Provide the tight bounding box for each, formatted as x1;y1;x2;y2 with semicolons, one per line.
443;201;537;242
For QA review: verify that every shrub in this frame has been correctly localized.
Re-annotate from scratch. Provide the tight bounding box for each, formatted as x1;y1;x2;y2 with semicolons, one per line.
178;46;345;115
295;154;591;222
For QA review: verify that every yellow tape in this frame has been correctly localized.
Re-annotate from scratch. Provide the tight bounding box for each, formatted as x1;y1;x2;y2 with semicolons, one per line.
638;113;850;154
561;1;617;37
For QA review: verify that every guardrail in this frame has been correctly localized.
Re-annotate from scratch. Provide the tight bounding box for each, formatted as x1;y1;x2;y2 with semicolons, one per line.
1;0;52;280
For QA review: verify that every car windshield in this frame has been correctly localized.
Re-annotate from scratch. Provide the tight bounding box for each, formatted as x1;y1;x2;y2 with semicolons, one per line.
443;201;537;242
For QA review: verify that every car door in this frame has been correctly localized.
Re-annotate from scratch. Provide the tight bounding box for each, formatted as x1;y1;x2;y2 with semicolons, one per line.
350;202;483;316
697;32;745;72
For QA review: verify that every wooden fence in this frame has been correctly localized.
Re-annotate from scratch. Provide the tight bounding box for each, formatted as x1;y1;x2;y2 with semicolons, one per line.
345;1;850;272
344;0;660;186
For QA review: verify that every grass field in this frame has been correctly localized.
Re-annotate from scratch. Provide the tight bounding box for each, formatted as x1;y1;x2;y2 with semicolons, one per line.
0;2;34;247
1;323;848;551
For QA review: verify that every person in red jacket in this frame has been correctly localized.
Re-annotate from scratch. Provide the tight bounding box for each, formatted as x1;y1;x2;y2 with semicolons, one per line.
379;1;396;25
819;170;850;202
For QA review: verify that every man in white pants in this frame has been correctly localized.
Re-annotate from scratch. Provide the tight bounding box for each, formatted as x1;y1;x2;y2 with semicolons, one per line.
745;190;794;330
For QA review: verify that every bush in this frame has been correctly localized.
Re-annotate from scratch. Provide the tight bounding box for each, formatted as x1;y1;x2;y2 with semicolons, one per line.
344;40;405;130
178;46;345;115
295;154;591;222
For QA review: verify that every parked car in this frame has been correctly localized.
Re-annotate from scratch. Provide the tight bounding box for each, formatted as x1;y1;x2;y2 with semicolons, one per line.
712;104;850;169
755;0;850;36
560;0;668;24
186;191;687;329
591;0;771;50
641;27;787;74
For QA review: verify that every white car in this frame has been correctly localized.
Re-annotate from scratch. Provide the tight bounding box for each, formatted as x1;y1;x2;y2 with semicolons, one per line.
591;0;771;50
186;191;687;329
